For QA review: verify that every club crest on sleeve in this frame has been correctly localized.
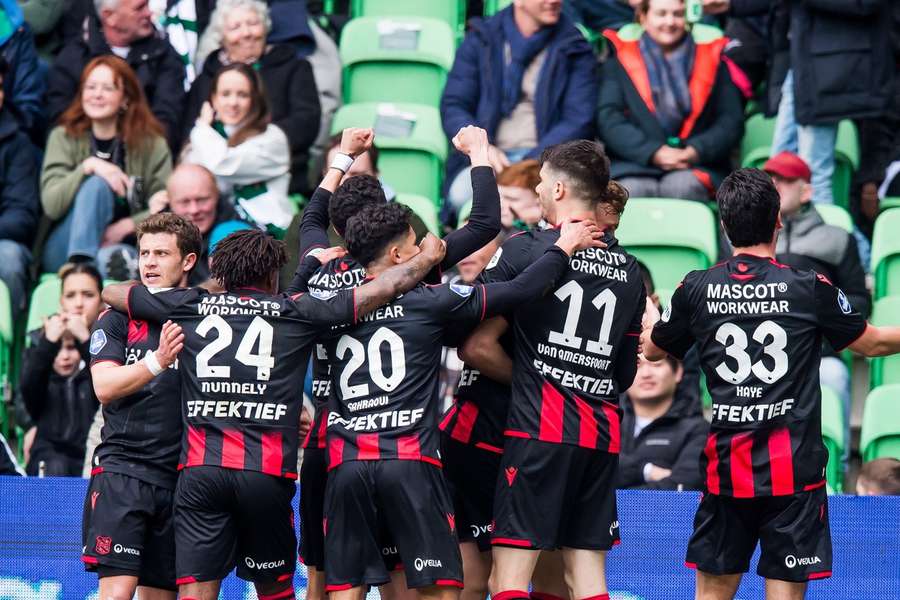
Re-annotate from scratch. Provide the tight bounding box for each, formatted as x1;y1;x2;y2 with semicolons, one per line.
486;247;503;269
310;288;338;301
450;284;474;298
661;303;672;323
837;289;852;315
89;329;108;355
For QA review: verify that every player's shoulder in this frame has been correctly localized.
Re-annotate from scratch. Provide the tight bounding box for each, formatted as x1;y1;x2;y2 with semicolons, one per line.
308;256;367;289
96;307;128;326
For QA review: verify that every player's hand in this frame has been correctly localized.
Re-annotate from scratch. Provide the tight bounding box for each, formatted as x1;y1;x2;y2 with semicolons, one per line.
642;296;661;331
299;406;312;439
555;219;605;255
156;320;184;369
313;246;347;265
43;314;67;343
646;463;672;482
419;233;447;265
340;127;375;158
62;312;91;343
452;126;490;163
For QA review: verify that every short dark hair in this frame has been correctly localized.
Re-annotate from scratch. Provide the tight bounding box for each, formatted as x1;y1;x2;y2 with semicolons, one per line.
540;140;629;214
329;175;386;235
210;229;286;290
136;213;203;266
324;133;380;174
859;458;900;495
344;202;412;268
717;168;780;247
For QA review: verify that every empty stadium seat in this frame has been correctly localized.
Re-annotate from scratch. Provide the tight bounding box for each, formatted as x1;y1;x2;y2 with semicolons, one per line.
820;384;845;493
870;208;900;300
861;384;900;461
880;197;900;213
339;16;455;106
25;278;62;338
331;102;447;203
615;198;718;294
869;295;900;388
396;194;440;235
351;0;465;35
739;115;859;209
817;204;853;233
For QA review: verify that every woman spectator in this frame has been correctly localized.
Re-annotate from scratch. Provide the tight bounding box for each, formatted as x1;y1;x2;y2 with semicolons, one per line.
184;63;293;235
597;0;743;201
40;55;171;279
187;0;321;195
19;263;103;476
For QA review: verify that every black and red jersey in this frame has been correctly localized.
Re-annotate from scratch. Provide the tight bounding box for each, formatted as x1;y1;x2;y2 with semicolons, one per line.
325;246;573;469
483;229;645;452
439;328;514;454
88;309;182;489
125;284;357;479
650;254;867;497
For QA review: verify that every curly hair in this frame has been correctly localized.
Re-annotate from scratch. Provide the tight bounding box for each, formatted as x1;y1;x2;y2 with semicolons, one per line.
136;213;203;263
329;175;387;235
344;203;412;268
210;229;286;290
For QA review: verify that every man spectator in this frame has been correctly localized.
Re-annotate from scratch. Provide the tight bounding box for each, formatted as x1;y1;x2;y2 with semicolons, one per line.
0;56;40;317
766;151;869;465
856;458;900;496
706;0;894;206
149;162;244;285
440;0;597;220
46;0;186;150
618;355;708;490
0;0;45;145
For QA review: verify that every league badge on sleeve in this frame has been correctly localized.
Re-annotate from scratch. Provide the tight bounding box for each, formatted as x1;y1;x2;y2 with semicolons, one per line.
310;288;338;301
450;284;474;297
486;247;502;270
89;329;108;355
837;289;852;315
661;303;672;323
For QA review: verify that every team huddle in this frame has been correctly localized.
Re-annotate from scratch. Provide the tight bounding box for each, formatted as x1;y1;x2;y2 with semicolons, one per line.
79;126;900;600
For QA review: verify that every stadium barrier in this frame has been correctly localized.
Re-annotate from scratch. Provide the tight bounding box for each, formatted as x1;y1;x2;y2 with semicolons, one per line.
0;477;897;599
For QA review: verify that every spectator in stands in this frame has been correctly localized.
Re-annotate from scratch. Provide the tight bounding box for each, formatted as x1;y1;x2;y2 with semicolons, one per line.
564;0;641;33
707;0;893;206
618;355;707;490
856;458;900;496
598;0;743;201
150;162;245;285
40;56;171;280
184;63;293;235
0;0;45;145
0;57;40;317
496;159;543;229
19;263;102;477
766;151;869;466
440;0;597;217
45;0;186;151
187;0;321;195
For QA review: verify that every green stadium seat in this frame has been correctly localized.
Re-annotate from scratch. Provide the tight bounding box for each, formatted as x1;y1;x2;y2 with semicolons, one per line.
869;296;900;389
817;204;853;233
880;197;900;212
351;0;465;35
339;16;455;106
870;208;900;300
0;281;11;437
820;384;844;493
861;384;900;461
484;0;512;16
331;102;447;203
26;278;62;337
739;116;859;209
615;198;718;294
396;194;440;235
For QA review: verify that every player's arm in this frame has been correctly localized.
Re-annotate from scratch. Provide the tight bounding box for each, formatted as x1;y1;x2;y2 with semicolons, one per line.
101;281;137;315
812;276;898;357
643;284;694;362
101;283;192;323
459;316;512;385
352;233;447;319
614;280;647;390
439;126;501;270
92;321;184;404
285;246;347;295
847;325;900;357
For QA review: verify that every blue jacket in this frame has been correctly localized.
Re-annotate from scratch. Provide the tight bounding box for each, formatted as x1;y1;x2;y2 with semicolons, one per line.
0;108;40;245
440;7;598;193
0;0;46;145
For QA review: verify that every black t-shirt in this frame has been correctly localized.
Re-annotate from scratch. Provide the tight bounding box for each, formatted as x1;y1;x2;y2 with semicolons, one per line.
483;229;645;452
126;284;356;478
89;309;182;488
651;254;867;497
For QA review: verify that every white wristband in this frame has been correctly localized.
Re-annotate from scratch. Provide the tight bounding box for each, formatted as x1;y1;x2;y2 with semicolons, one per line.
329;152;354;174
144;351;164;376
